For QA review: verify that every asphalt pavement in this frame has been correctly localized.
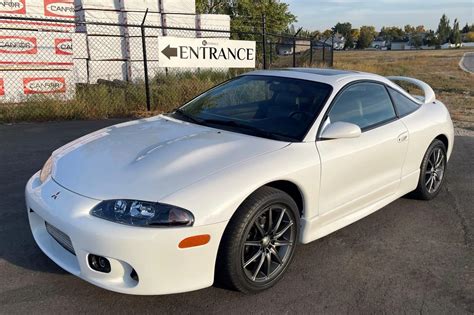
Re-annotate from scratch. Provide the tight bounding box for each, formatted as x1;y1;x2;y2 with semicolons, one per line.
0;120;473;314
460;52;474;73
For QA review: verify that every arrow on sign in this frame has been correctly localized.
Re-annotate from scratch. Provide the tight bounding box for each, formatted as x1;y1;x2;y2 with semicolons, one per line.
161;44;178;59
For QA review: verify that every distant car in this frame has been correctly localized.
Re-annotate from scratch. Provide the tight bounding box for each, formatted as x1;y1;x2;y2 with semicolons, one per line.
26;69;454;295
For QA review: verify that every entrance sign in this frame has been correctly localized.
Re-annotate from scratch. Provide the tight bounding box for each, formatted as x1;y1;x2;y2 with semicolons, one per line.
158;37;256;68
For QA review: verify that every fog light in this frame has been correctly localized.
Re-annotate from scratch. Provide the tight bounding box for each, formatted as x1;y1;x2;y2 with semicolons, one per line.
88;254;111;273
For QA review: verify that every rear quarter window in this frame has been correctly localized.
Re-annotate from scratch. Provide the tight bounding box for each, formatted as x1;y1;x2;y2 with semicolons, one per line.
388;88;420;117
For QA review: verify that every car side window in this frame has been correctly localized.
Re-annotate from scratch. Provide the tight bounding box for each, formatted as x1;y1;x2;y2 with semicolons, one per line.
328;82;396;130
388;87;420;117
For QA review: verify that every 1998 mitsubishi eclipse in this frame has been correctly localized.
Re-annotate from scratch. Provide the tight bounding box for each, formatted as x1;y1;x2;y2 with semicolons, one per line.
26;69;454;295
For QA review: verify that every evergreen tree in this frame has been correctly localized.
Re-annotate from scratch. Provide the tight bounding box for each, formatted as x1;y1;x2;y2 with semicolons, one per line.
436;14;451;44
462;23;470;33
450;18;461;46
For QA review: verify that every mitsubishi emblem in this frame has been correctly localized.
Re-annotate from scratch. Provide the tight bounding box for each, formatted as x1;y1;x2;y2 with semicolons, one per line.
51;191;61;200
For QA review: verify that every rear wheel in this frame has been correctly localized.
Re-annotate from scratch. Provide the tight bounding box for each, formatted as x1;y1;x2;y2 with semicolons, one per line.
216;186;299;293
412;139;447;200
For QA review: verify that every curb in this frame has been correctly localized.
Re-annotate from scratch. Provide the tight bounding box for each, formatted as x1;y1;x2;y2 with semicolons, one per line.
459;52;474;74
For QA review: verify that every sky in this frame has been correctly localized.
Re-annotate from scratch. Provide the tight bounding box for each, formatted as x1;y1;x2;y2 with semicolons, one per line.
285;0;474;31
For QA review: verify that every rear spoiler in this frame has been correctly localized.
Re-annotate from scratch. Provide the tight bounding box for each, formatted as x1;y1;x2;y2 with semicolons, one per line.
386;76;436;104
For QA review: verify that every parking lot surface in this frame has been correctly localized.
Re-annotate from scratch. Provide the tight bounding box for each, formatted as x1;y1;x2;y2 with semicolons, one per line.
460;52;474;73
0;120;472;314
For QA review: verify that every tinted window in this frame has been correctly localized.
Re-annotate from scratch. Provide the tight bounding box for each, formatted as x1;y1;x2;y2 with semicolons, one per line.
175;75;332;141
328;83;396;130
388;87;420;117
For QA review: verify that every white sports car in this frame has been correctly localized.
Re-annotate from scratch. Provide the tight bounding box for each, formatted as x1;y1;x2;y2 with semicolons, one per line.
26;69;454;295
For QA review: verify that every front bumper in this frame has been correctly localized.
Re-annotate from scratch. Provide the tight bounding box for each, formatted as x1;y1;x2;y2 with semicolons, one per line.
25;172;227;295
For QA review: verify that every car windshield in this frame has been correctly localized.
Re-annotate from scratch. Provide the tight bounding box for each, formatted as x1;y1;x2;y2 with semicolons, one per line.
172;75;333;141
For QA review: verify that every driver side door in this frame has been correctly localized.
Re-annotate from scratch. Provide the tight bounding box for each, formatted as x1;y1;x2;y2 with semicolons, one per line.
316;82;408;219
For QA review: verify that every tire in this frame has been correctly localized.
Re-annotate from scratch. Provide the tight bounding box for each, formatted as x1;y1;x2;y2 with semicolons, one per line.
412;139;447;200
215;186;300;294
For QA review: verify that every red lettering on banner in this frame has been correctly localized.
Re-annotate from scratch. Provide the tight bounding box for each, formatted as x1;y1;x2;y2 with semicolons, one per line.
44;0;74;18
23;77;66;94
0;36;37;54
0;79;4;96
55;38;73;55
0;0;26;15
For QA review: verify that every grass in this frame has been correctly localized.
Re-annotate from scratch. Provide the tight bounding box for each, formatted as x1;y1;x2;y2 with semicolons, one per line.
0;69;241;123
332;49;474;130
1;50;473;129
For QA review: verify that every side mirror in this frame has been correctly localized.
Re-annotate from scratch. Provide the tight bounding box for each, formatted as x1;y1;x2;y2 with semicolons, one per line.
320;121;361;140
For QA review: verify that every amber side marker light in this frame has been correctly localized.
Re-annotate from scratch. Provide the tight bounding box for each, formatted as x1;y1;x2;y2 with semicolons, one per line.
179;234;211;248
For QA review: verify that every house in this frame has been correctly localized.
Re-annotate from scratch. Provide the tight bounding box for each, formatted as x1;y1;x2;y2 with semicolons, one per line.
441;42;462;49
276;39;311;55
370;38;387;49
316;33;345;50
390;40;410;50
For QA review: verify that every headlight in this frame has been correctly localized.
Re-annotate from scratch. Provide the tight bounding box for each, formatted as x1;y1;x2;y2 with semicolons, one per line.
39;156;53;183
90;200;194;227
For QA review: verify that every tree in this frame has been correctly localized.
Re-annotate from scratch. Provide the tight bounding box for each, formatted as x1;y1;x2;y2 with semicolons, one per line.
350;28;360;44
310;30;321;40
379;26;405;41
415;25;426;33
196;0;227;14
404;24;415;34
357;26;376;49
461;23;470;33
333;22;353;49
322;29;333;40
450;18;461;46
424;30;439;47
411;33;423;48
196;0;296;39
436;14;451;44
465;32;474;42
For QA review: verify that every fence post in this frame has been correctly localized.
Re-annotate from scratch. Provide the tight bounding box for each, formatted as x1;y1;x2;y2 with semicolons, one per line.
293;27;302;68
292;38;296;67
269;41;273;66
322;40;326;65
141;9;151;111
331;34;335;67
262;14;267;69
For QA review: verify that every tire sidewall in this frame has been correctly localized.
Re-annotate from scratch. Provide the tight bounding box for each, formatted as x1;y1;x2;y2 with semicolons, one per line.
227;189;300;293
418;140;447;199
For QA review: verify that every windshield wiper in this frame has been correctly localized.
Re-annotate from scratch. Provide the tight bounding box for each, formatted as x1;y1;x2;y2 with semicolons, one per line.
201;118;289;141
173;109;202;125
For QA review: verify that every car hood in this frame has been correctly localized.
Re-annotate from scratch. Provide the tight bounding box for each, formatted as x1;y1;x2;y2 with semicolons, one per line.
52;115;289;201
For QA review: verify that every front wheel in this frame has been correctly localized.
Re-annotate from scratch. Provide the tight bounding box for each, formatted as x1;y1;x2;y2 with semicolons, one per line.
412;139;447;200
215;187;299;293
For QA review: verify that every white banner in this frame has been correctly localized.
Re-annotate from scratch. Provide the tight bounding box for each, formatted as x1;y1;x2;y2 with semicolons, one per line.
158;37;256;68
0;70;75;103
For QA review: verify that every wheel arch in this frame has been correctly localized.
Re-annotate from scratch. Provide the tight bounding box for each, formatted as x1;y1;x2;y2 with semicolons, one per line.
264;180;304;218
434;134;449;151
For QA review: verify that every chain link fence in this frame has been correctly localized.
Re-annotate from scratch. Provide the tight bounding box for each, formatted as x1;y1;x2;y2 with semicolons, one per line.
0;14;333;122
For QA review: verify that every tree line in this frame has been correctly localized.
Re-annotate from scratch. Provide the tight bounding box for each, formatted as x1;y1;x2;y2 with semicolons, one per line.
196;2;472;50
313;14;472;49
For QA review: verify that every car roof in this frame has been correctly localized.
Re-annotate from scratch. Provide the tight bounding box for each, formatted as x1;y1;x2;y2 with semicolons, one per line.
244;68;387;86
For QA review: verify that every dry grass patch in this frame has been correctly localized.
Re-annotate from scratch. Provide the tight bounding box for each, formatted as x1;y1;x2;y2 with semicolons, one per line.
334;49;474;129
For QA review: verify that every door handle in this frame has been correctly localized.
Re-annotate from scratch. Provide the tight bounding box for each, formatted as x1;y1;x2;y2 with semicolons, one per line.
397;132;408;143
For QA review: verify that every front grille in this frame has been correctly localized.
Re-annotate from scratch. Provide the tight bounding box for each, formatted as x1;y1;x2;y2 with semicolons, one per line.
45;222;75;255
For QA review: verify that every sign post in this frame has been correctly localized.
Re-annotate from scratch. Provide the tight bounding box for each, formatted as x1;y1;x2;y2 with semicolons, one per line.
158;37;256;68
